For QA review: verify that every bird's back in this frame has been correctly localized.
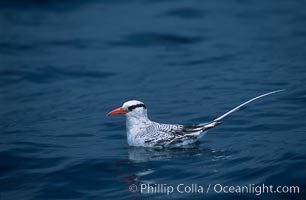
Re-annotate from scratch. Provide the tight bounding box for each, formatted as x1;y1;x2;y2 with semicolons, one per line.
131;121;211;147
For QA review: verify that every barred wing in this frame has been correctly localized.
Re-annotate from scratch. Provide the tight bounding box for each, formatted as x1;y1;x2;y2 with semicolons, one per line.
144;122;217;147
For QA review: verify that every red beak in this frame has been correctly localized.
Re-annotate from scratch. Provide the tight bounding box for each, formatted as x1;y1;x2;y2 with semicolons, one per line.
107;107;129;116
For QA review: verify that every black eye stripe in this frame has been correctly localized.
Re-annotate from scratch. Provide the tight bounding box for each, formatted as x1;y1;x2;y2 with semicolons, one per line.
128;104;146;111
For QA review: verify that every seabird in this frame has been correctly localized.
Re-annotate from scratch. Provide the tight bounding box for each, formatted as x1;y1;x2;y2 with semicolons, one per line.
107;90;284;148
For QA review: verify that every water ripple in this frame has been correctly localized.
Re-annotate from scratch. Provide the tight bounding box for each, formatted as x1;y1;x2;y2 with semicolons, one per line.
0;66;116;85
109;33;202;47
163;7;205;19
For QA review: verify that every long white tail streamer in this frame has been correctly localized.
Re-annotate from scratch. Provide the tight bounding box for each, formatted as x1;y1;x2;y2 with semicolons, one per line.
213;90;285;122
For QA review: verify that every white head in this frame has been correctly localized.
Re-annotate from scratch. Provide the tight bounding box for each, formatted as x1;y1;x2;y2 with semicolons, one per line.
107;100;148;119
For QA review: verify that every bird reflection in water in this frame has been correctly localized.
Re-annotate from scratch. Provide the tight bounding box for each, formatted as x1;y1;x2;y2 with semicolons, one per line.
127;142;214;162
119;143;231;185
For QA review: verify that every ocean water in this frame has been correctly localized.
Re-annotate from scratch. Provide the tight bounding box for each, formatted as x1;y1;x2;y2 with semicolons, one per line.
0;0;306;199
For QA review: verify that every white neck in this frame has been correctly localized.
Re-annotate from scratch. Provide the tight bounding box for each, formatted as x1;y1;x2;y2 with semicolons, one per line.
126;108;150;126
125;108;152;146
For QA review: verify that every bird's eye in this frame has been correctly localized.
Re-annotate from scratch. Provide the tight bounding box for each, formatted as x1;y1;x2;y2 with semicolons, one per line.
128;104;146;111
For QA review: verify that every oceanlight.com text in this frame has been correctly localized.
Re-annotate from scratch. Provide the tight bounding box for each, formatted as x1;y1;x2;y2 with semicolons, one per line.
128;183;300;196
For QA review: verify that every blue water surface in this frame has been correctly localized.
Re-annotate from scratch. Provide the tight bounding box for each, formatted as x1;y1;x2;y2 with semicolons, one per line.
0;0;306;199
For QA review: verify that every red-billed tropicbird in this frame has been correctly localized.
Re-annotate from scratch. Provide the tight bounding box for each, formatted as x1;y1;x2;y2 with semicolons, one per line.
107;90;284;148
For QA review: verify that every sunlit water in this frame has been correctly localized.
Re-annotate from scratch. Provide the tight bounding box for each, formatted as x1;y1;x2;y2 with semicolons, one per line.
1;0;306;199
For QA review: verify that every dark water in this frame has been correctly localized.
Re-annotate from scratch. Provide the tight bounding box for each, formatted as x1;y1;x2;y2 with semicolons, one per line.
1;0;306;199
